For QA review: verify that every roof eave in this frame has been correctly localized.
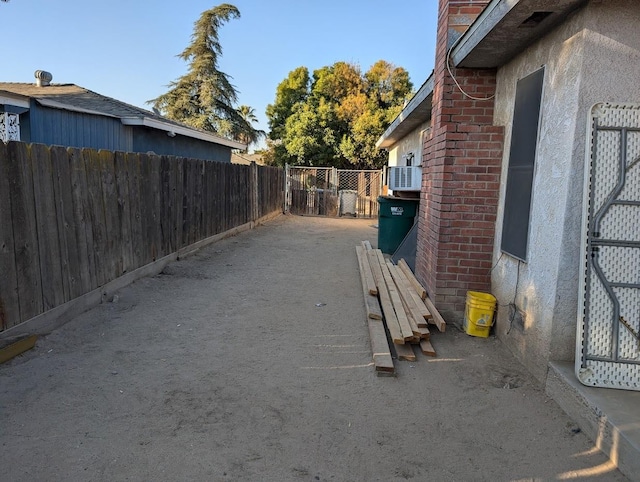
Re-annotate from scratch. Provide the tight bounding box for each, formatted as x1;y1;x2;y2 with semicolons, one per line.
450;0;589;69
376;72;435;150
121;117;247;150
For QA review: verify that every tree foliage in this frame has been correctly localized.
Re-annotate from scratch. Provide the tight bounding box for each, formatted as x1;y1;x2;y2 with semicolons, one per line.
265;60;412;169
234;105;265;151
149;4;260;146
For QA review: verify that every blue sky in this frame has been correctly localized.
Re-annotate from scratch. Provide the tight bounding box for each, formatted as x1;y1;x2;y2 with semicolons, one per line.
3;1;438;148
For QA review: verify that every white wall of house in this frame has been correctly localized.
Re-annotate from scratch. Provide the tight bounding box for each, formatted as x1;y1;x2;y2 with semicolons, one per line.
385;122;429;194
491;0;640;382
387;122;429;168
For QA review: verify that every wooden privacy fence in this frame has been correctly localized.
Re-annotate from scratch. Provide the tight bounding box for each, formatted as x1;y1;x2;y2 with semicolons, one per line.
0;141;284;333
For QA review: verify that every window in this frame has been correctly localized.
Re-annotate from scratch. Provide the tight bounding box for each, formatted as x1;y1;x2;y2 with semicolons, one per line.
500;67;545;261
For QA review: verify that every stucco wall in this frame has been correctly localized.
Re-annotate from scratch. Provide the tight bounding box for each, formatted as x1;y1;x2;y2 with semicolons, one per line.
491;0;640;382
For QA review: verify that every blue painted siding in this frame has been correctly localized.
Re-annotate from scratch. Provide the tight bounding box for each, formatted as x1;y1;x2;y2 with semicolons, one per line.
132;127;232;162
27;102;133;151
24;102;231;161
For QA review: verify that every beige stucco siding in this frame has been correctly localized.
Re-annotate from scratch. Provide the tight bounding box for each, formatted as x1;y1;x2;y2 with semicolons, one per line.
491;0;640;382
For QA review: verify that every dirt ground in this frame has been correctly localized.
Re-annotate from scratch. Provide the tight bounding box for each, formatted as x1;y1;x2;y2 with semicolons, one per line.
0;215;627;481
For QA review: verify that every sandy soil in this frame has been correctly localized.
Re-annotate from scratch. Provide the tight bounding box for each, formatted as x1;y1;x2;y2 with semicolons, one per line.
0;215;627;481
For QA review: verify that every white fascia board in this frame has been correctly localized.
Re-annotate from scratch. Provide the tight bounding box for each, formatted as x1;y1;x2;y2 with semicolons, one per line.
449;0;515;67
0;93;30;109
121;117;246;150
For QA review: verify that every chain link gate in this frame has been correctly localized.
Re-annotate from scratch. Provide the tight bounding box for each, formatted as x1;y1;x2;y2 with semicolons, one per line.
578;103;640;391
285;165;382;218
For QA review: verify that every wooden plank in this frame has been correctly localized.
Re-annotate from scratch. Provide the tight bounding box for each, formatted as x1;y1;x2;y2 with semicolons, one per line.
126;152;144;268
367;250;404;344
0;335;38;364
398;282;424;340
166;156;178;252
398;258;427;300
184;158;196;245
355;247;383;320
31;143;65;311
420;339;437;357
113;151;134;275
386;260;430;331
367;249;384;293
175;157;185;249
149;154;162;260
375;250;414;341
159;155;171;255
0;142;20;331
84;149;108;286
138;153;155;264
50;146;76;301
99;150;121;280
367;319;395;373
394;342;416;362
7;142;43;324
68;147;96;292
424;296;447;332
199;158;209;238
388;260;432;324
416;325;431;339
194;159;203;243
361;240;373;251
356;245;377;296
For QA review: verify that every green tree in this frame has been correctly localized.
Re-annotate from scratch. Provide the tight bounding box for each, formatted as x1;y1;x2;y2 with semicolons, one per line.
265;67;310;166
149;4;260;144
234;105;265;151
265;60;412;168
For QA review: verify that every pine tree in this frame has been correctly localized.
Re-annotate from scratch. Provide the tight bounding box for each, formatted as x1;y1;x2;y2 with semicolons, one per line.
150;4;257;143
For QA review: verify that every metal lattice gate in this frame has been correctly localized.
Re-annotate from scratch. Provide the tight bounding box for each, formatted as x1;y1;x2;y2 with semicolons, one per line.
285;165;382;218
577;103;640;390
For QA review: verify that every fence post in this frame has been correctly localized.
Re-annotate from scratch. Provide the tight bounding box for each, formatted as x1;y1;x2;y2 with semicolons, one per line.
284;163;290;214
251;161;258;222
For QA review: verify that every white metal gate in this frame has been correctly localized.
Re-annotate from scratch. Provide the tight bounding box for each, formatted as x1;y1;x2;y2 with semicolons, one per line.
577;103;640;390
285;165;382;218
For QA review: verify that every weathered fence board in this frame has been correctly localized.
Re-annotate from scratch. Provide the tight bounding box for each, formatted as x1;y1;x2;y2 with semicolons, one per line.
99;149;121;280
7;142;43;322
0;142;19;331
69;148;95;294
174;157;185;250
50;146;75;300
126;152;144;269
31;143;66;311
84;149;109;287
0;142;284;332
114;151;134;275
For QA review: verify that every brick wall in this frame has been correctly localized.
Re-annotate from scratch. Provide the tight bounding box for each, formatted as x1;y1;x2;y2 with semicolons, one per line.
415;0;504;321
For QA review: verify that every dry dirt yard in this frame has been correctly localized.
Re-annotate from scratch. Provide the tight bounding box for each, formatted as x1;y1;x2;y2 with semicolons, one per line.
0;215;628;481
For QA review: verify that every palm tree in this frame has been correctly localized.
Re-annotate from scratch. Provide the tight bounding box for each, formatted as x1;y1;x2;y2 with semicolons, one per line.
235;105;265;151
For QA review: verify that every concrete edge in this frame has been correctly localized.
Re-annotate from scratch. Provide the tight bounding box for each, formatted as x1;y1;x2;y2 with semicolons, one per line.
545;361;640;481
0;211;283;343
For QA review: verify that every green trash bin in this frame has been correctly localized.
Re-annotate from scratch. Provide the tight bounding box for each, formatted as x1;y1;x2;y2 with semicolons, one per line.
377;196;418;254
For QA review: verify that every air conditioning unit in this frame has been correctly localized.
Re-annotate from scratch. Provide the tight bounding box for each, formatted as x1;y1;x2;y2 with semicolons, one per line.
388;166;422;191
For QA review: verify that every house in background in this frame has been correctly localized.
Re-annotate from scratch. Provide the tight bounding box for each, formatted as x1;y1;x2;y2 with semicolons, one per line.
379;0;640;477
377;76;433;197
0;70;245;161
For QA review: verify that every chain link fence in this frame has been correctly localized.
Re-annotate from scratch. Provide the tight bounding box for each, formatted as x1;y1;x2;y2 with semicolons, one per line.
285;166;382;218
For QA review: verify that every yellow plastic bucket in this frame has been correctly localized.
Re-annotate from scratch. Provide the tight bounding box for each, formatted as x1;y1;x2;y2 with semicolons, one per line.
463;291;497;338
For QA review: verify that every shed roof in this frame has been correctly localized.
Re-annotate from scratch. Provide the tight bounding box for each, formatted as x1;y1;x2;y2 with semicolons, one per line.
0;82;246;150
376;0;588;149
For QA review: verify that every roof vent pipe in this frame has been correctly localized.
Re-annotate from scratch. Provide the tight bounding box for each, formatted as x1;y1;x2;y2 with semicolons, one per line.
34;70;53;87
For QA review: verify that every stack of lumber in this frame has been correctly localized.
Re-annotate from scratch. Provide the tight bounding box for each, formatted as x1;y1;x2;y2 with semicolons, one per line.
356;241;446;374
